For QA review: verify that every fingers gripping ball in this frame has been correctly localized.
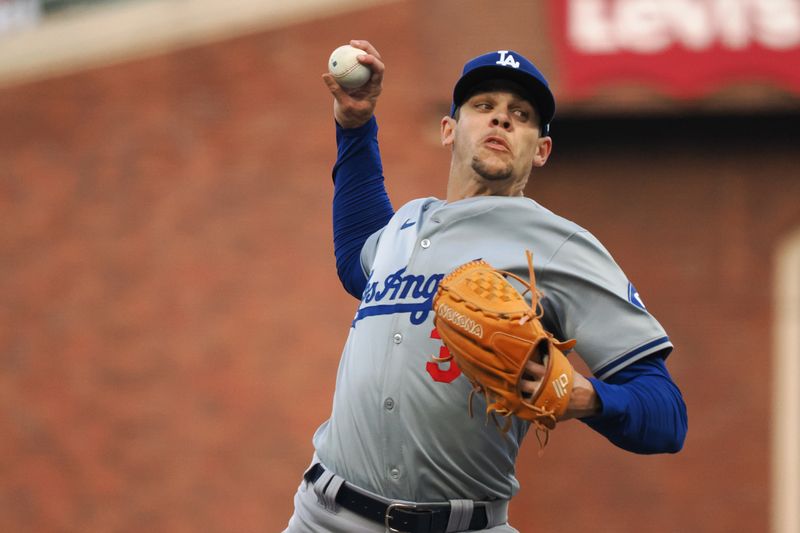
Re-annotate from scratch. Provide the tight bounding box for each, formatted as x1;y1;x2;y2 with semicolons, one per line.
328;45;371;89
432;251;577;448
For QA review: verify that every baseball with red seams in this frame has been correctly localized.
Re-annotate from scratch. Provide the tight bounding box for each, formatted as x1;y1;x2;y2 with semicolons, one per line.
328;45;371;89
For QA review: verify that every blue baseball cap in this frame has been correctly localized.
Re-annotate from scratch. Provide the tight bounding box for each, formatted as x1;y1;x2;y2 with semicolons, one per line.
450;50;555;135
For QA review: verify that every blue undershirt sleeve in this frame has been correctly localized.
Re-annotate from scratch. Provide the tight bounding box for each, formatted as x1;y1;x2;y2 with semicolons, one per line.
580;353;688;454
332;116;394;299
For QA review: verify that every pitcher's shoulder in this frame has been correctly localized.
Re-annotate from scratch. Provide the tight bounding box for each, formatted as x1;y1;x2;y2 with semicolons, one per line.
394;197;444;216
508;197;588;235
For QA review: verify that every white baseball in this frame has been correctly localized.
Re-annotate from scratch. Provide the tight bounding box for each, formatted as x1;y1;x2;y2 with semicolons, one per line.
328;45;371;89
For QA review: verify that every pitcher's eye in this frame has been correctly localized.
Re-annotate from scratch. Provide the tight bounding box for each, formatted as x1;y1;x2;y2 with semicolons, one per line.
513;109;529;121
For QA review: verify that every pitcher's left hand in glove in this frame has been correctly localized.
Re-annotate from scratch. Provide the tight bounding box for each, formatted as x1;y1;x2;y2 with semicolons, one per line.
432;250;583;447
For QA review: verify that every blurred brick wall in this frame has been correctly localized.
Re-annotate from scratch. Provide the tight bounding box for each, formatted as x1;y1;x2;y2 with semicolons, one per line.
1;1;799;532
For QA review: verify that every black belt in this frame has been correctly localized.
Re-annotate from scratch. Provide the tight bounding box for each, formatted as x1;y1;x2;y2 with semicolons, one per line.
304;463;489;533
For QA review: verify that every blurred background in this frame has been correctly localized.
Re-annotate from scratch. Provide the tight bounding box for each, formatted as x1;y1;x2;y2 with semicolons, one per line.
2;0;800;531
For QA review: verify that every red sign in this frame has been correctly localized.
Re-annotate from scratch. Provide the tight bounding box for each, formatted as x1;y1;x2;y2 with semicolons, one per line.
552;0;800;99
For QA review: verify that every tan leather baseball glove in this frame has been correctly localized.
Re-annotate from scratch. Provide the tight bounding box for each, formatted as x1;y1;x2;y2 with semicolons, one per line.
432;251;576;447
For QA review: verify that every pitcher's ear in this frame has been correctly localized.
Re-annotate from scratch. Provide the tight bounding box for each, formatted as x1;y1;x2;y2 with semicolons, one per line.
533;136;552;167
441;116;456;147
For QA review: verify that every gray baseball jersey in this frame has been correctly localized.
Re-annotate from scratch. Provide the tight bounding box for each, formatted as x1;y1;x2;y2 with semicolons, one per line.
312;195;671;503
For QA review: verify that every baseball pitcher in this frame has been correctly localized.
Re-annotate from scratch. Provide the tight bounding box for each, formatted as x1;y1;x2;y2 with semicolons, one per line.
283;41;687;533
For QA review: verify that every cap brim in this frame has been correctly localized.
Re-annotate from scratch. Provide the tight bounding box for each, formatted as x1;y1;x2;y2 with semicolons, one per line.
452;65;555;125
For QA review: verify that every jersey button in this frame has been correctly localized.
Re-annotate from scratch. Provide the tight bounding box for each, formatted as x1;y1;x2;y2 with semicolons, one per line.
384;397;395;410
393;333;402;344
420;238;431;249
389;467;400;479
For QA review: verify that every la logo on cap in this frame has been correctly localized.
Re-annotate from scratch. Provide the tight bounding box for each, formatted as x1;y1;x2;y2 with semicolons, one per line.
495;50;520;68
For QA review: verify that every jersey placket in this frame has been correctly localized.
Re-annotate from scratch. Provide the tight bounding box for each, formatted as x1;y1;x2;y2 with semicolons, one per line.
377;208;438;496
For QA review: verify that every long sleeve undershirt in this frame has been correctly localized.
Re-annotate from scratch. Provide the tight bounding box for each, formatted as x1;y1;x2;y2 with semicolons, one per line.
332;117;393;298
586;355;687;453
330;116;687;454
